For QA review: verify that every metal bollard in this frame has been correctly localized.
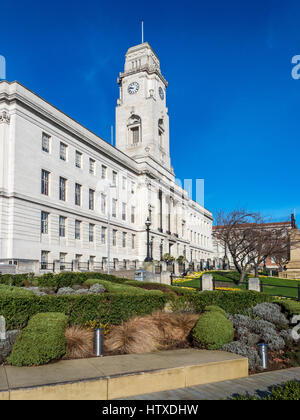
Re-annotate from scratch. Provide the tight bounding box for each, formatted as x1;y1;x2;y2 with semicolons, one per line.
258;343;268;369
94;328;103;357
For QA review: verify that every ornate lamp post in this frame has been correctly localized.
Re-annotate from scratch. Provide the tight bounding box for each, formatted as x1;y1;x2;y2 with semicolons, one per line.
145;218;153;262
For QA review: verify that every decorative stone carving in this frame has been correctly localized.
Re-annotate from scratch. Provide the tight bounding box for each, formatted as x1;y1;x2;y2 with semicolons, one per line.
0;110;10;124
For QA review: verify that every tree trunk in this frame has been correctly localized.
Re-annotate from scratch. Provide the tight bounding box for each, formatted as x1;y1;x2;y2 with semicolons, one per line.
254;265;259;277
239;271;246;285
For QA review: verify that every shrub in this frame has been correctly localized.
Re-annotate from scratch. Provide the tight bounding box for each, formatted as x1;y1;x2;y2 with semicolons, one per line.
277;300;300;316
7;312;68;366
83;279;150;295
0;273;33;287
192;311;234;350
230;381;300;400
0;292;168;330
222;341;261;371
170;290;273;315
251;303;289;329
0;284;34;297
64;326;94;359
204;305;227;317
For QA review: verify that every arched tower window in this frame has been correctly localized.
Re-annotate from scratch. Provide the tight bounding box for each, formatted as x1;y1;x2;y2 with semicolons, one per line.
128;115;141;145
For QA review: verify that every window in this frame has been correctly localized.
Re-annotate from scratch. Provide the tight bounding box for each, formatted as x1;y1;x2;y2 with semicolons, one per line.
41;251;49;269
59;216;66;237
89;189;95;210
59;253;67;270
60;142;67;161
122;232;127;248
112;199;117;218
42;133;50;153
101;193;106;214
112;229;117;247
101;165;107;179
89;158;95;175
101;226;106;245
158;119;164;148
112;171;117;186
59;177;66;201
89;224;94;242
41;211;49;234
75;151;82;168
131;206;135;224
41;170;50;195
132;234;136;249
128;115;141;145
75;220;81;240
122;203;126;221
75;183;81;206
131;181;135;194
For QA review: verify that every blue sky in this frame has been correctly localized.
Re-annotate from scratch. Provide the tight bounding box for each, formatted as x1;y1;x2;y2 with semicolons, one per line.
1;0;299;222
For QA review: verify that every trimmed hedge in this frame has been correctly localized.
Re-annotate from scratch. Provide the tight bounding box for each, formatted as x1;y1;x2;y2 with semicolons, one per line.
0;292;169;330
83;279;151;295
170;290;274;315
192;307;234;350
0;284;34;297
276;300;300;316
7;312;68;366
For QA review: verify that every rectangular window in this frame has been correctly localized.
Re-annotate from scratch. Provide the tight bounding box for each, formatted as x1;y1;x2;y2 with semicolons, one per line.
89;224;94;242
75;183;81;206
59;216;66;237
101;165;107;179
41;170;50;195
42;133;50;153
75;151;82;168
132;127;139;144
112;229;117;247
41;250;49;269
131;181;135;194
122;203;126;221
132;234;135;249
101;193;106;214
60;142;67;161
101;226;106;244
75;220;81;240
41;211;49;234
112;199;117;218
89;189;95;210
89;158;95;175
122;232;127;248
112;171;117;186
59;177;66;201
131;206;135;224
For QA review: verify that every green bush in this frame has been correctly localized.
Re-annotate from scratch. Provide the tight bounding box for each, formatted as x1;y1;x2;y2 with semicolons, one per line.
7;312;68;366
192;310;234;350
171;290;273;315
83;279;151;294
276;300;300;316
0;284;34;297
0;273;33;287
230;381;300;400
204;305;227;317
0;292;169;330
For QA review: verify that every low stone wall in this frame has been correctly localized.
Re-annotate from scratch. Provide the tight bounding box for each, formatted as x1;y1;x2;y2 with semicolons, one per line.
0;331;20;363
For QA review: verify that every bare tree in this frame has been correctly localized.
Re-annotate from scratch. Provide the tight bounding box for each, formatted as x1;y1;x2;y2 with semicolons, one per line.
213;209;290;283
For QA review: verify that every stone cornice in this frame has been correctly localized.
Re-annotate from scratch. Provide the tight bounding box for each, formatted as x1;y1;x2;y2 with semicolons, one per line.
118;66;168;87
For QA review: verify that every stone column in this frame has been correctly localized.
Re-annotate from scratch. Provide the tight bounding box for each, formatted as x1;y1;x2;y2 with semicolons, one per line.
53;260;61;274
72;259;79;272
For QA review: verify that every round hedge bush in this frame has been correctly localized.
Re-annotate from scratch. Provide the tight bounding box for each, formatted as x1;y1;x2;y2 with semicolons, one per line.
204;305;227;317
192;311;234;350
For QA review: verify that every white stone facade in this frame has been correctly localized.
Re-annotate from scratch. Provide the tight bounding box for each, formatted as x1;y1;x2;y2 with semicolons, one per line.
0;42;213;272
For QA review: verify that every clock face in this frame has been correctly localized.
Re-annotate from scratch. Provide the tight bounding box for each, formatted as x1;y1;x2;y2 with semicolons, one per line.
159;87;165;100
128;82;139;95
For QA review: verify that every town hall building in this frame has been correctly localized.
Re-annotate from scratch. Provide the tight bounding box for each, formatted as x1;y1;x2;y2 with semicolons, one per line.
0;42;213;274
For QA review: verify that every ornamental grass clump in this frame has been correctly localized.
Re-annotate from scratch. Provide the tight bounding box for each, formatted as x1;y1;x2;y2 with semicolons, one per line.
192;307;234;350
64;326;94;359
7;312;68;366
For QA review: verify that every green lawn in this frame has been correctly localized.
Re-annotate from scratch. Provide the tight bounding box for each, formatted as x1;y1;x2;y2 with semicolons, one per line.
173;271;300;299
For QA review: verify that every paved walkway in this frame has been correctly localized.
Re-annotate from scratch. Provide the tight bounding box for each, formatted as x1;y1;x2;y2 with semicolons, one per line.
119;367;300;400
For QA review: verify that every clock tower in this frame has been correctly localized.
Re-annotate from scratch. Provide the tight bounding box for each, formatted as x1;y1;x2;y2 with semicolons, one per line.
115;43;171;170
